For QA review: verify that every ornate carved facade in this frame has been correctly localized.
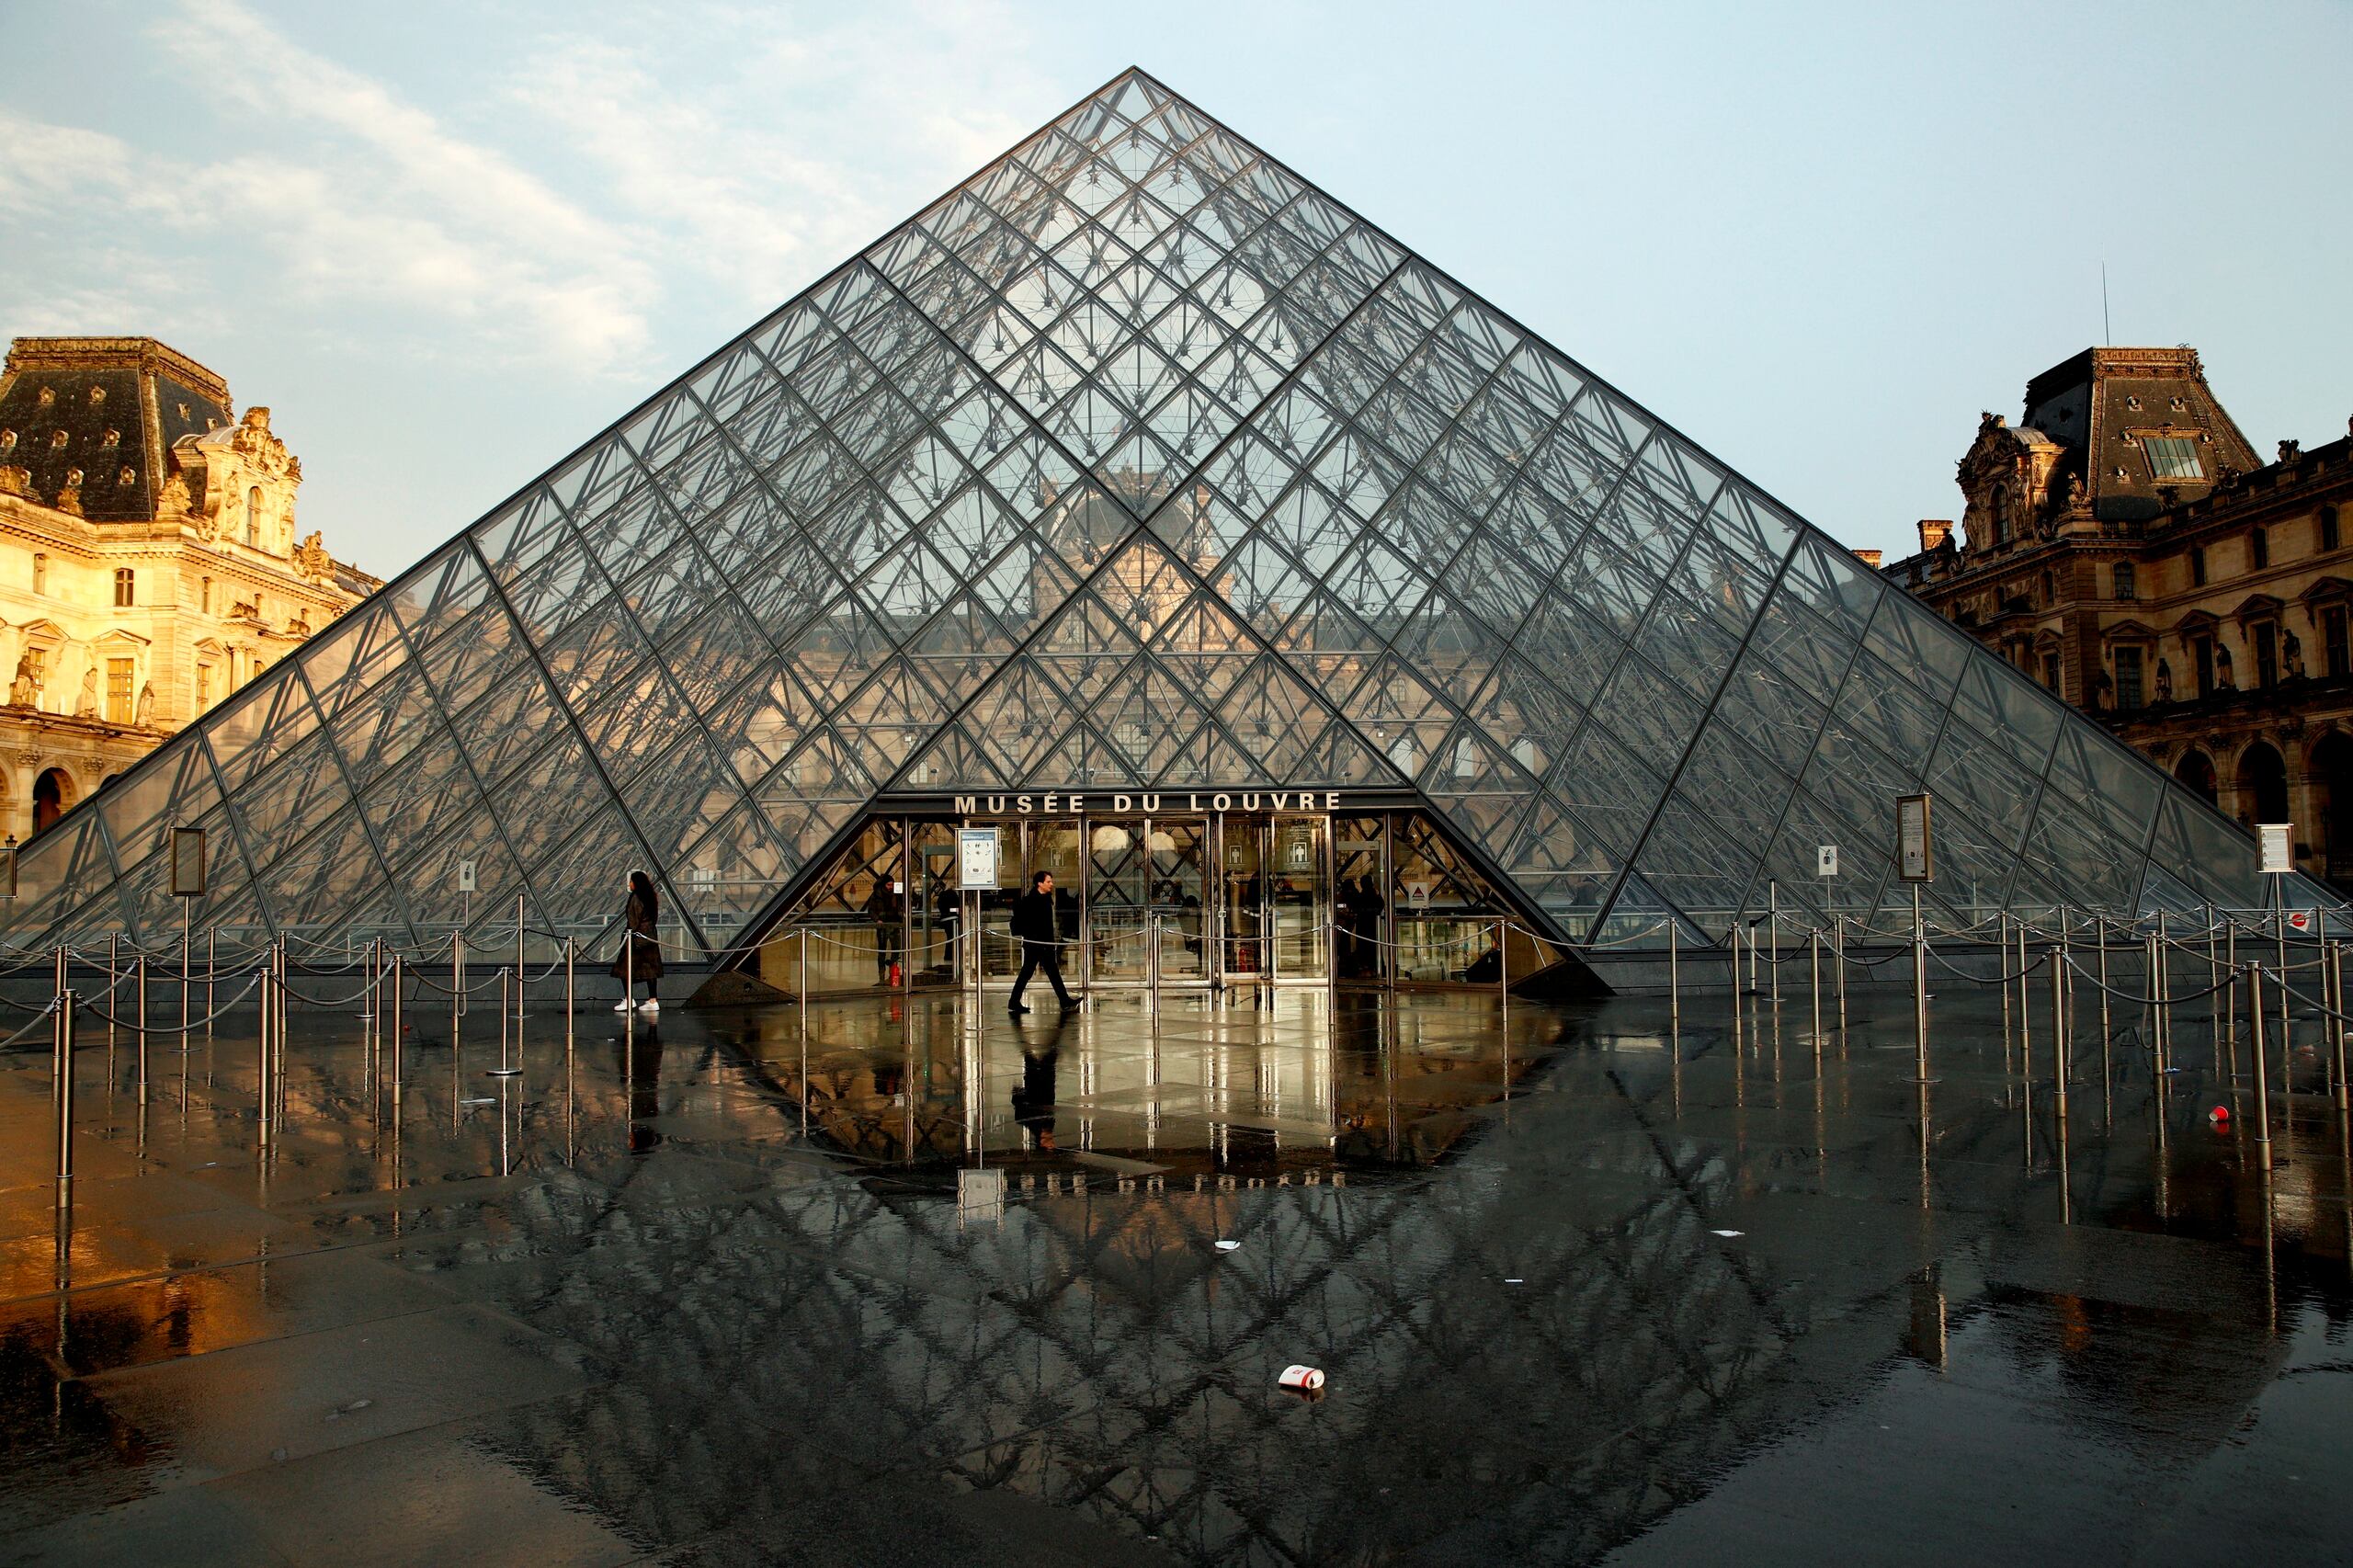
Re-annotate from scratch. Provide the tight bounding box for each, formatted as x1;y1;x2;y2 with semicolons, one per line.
0;336;379;838
1885;346;2353;886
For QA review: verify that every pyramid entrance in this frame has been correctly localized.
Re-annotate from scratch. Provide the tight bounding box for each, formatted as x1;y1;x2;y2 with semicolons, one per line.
735;791;1581;996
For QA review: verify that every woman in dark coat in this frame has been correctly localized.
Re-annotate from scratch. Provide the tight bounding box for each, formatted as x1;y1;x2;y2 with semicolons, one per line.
609;869;665;1013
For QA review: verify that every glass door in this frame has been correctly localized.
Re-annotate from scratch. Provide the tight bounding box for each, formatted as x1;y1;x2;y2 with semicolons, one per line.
909;820;961;987
1269;815;1330;981
1147;816;1209;983
1086;819;1149;984
1219;816;1264;981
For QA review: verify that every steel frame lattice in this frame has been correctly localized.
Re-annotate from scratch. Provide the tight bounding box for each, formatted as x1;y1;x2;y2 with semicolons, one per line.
1;67;2331;959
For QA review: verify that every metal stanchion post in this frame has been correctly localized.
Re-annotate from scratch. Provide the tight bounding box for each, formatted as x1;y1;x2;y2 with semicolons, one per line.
514;892;525;1040
1912;884;1930;1085
135;952;148;1102
2050;946;2068;1122
489;965;518;1077
2143;930;2164;1074
2097;920;2110;1043
207;931;215;1038
451;933;464;1051
108;935;117;1053
53;989;74;1199
2248;963;2273;1158
1810;925;1821;1050
1836;915;1847;1030
391;954;404;1108
1998;914;2012;1045
1768;881;1780;1007
257;957;274;1154
2325;932;2343;1106
1667;918;1678;1028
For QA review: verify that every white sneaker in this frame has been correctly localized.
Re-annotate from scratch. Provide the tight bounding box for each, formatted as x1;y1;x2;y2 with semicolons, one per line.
613;998;633;1012
638;998;660;1015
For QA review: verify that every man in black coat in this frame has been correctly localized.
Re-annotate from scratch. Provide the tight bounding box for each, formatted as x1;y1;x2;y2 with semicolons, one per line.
1008;869;1076;1014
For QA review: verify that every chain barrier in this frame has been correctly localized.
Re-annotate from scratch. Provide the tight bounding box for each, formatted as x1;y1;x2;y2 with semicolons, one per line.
2058;952;2237;1007
0;995;59;1052
1925;946;2049;985
75;971;267;1034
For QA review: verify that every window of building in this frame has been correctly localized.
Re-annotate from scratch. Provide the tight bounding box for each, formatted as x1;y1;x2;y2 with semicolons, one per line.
2040;570;2056;607
2114;645;2144;710
2143;435;2205;482
31;554;46;595
2250;528;2269;570
104;658;131;724
2326;607;2349;678
112;567;133;607
2190;547;2207;586
196;663;214;707
2192;634;2215;697
2112;562;2136;600
245;486;261;547
2323;506;2341;553
199;576;211;614
2255;621;2279;688
2041;653;2061;693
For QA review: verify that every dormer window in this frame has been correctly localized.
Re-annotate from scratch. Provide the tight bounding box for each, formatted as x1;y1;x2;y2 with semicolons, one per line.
0;431;14;450
116;467;134;487
99;428;119;448
2143;435;2204;482
2125;395;2143;411
49;429;68;449
35;388;53;408
2170;397;2187;412
87;387;105;407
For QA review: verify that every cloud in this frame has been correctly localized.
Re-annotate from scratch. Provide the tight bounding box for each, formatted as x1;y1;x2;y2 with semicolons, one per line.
501;1;1058;303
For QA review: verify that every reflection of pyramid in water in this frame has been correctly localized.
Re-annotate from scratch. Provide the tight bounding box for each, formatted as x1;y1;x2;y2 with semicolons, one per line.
8;68;2333;958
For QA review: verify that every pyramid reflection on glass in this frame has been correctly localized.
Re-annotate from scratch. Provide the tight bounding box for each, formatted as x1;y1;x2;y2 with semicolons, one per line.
6;68;2330;961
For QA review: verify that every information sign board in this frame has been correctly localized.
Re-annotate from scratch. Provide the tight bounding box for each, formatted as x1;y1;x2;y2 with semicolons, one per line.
2257;824;2293;876
1896;794;1933;883
957;826;999;891
1816;845;1838;878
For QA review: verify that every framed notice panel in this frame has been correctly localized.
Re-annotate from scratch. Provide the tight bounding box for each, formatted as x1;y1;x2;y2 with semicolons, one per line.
169;825;207;897
2257;824;2292;876
1895;793;1934;883
957;825;999;891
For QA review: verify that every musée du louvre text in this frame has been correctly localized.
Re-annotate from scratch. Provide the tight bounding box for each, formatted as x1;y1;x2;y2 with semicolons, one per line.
951;791;1350;816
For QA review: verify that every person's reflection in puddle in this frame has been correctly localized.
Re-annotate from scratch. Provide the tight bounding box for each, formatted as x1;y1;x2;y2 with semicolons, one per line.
1010;1013;1066;1153
622;1022;664;1153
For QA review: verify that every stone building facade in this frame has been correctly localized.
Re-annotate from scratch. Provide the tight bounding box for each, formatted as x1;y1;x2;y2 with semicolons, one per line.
0;336;378;839
1883;346;2353;887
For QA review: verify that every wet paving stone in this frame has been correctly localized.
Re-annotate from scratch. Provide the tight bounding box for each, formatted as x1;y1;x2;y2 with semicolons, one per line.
0;983;2347;1563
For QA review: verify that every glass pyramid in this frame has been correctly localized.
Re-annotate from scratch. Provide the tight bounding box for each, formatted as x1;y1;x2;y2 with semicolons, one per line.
6;68;2330;960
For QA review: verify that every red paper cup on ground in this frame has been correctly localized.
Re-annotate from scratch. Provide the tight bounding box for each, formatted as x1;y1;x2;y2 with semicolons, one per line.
1278;1364;1324;1392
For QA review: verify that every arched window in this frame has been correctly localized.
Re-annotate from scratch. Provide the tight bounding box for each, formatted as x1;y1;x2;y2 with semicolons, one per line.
245;486;262;546
2112;562;2136;600
112;567;133;608
2237;742;2290;826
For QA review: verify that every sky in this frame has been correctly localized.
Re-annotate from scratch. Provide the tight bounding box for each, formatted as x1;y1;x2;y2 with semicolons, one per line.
1;0;2347;583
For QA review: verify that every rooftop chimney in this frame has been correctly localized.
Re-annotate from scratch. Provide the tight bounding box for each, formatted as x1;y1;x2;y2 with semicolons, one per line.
1917;519;1953;551
1853;548;1884;569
